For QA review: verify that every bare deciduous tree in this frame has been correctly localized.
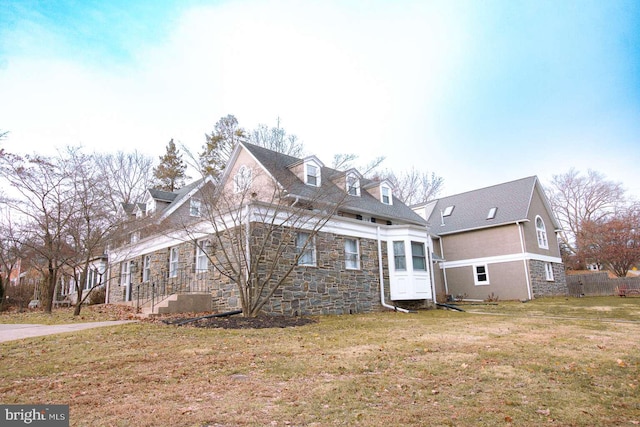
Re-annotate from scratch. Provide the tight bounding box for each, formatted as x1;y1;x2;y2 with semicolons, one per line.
177;168;346;317
94;150;154;213
0;152;78;313
580;205;640;277
331;153;386;179
547;168;627;266
63;148;115;315
248;117;305;157
382;168;444;206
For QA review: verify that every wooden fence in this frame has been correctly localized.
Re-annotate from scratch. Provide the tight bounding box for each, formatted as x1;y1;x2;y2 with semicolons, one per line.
566;272;640;297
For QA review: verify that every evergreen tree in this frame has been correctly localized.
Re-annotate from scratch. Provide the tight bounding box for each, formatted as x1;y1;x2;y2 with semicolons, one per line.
200;115;246;179
153;139;188;192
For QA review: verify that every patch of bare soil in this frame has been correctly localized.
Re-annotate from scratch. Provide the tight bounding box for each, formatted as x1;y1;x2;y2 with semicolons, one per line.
166;314;317;329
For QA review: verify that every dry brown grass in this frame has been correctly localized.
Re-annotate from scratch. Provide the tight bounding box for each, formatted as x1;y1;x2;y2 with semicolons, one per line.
1;298;639;426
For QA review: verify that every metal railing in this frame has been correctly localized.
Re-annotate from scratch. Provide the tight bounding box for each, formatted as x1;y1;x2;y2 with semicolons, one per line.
134;268;211;312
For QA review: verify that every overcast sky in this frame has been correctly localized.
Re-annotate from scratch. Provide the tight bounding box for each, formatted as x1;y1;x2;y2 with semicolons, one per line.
1;0;639;199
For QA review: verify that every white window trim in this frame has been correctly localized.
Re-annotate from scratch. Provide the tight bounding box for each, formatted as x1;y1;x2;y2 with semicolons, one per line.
381;185;393;205
196;240;209;272
345;238;360;270
169;247;179;278
146;198;156;216
304;162;321;187
393;240;406;271
120;261;131;286
142;255;151;283
190;199;202;217
411;241;427;272
474;264;490;285
545;262;555;281
233;165;252;193
296;232;317;266
346;173;361;196
536;215;549;249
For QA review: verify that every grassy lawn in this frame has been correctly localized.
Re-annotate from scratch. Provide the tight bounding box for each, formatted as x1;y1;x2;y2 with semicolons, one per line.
1;297;639;426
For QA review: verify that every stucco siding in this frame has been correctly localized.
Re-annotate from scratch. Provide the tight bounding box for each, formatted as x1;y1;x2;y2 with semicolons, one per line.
441;224;522;260
523;188;561;258
442;260;529;301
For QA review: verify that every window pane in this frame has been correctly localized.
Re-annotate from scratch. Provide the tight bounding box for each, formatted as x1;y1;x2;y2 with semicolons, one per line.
297;232;315;266
345;238;359;269
393;241;406;270
411;241;426;271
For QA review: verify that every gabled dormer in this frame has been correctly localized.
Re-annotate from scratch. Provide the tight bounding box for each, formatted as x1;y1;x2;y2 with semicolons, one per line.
345;169;362;196
364;179;394;205
132;203;145;218
289;155;324;187
330;168;363;197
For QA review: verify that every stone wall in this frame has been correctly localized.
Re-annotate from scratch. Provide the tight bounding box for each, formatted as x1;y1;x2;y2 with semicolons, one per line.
108;222;420;315
247;224;385;315
529;260;568;297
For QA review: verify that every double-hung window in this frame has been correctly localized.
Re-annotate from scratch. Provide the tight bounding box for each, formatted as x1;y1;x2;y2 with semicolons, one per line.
296;232;316;266
393;241;406;271
346;174;360;196
474;264;489;285
196;240;209;272
120;261;131;286
345;238;360;270
234;166;252;193
142;255;151;282
190;199;201;217
169;247;179;278
544;262;554;281
306;164;320;186
411;241;427;271
381;185;392;205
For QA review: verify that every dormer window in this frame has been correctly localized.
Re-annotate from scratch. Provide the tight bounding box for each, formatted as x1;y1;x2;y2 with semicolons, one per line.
233;165;252;193
346;173;360;196
305;163;320;186
381;185;392;205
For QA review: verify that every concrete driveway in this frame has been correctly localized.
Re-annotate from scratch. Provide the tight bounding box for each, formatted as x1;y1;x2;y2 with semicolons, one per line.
0;321;137;343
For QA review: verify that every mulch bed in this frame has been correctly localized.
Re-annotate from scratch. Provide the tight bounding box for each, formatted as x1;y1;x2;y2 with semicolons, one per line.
193;315;317;329
159;313;317;329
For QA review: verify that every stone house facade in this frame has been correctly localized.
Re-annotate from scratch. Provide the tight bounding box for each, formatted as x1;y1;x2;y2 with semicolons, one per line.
106;142;434;315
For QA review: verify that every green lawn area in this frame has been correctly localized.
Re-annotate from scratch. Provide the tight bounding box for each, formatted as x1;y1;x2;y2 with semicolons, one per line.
1;297;639;426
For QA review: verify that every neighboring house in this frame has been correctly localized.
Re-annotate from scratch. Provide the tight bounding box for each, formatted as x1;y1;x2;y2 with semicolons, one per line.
106;142;434;315
59;255;108;305
413;176;567;302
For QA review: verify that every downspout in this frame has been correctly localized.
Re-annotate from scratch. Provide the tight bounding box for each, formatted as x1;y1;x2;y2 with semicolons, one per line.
105;264;111;304
376;226;410;313
517;221;533;300
428;235;437;304
439;238;449;296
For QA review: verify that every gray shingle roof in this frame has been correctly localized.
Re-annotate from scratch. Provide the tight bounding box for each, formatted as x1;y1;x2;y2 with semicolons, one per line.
241;142;427;226
425;176;539;235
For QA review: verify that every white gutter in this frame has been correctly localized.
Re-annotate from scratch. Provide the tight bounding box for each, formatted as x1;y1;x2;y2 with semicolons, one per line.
517;221;533;300
376;226;409;313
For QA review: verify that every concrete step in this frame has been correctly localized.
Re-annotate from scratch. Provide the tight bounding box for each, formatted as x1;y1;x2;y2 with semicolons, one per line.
139;293;212;317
